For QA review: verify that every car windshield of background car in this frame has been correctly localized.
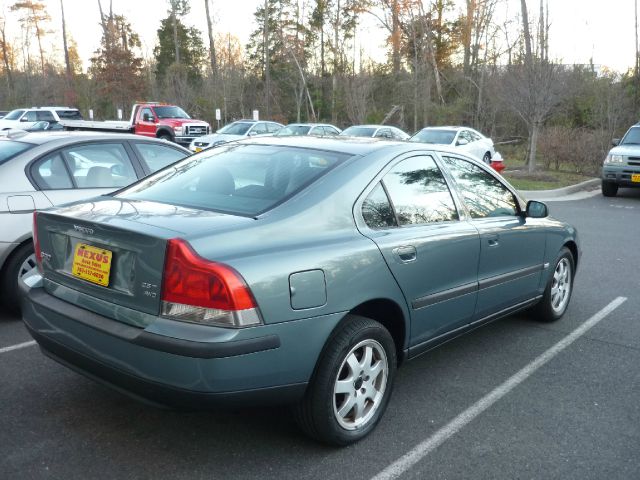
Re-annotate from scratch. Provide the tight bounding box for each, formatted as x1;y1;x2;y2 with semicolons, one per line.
621;127;640;145
3;110;25;121
118;144;351;216
217;122;252;135
0;140;35;165
275;125;312;136
409;129;456;144
341;127;376;137
154;106;190;119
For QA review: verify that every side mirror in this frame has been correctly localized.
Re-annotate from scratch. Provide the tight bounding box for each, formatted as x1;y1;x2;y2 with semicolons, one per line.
525;200;548;218
247;130;257;136
20;117;29;122
143;113;152;122
611;138;620;146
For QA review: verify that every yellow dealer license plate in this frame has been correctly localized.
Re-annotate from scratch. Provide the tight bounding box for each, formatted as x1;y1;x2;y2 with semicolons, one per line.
71;243;113;287
195;147;203;153
632;173;640;183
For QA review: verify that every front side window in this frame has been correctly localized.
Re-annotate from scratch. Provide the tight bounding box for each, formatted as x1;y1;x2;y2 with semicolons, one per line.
266;122;281;133
119;144;349;216
141;108;154;122
24;111;38;122
323;126;340;136
251;123;268;134
374;128;392;139
275;125;310;136
362;183;396;229
442;156;518;218
382;156;458;226
133;142;187;172
64;143;137;188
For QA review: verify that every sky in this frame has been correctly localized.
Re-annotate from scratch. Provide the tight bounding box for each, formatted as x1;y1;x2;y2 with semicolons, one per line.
4;0;638;74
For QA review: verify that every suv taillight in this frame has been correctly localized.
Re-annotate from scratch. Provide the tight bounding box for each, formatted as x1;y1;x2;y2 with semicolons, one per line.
33;211;43;273
160;238;261;328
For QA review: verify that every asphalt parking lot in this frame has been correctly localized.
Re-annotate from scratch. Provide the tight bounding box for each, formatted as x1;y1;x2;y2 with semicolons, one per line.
2;188;639;479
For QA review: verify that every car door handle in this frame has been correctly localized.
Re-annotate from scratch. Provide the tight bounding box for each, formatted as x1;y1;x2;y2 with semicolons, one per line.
487;235;500;247
393;246;417;263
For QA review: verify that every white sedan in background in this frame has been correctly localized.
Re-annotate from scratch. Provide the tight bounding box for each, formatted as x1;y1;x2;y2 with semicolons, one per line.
409;126;496;163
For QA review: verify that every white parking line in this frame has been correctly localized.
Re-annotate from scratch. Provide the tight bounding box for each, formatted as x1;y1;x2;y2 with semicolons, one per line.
0;340;37;354
372;296;627;480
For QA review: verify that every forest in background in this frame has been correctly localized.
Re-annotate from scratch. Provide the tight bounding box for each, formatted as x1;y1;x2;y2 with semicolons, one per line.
0;0;639;174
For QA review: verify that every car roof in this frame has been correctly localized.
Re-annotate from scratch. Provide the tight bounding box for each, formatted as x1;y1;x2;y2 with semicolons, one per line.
0;131;189;148
235;134;464;156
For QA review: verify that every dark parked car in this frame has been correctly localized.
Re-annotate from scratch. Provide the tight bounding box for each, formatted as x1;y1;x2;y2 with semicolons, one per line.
23;137;578;445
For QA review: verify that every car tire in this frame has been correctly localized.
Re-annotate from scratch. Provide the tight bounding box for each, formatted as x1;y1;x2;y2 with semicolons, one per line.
0;242;36;314
294;315;396;446
601;181;618;197
482;152;491;164
530;247;575;323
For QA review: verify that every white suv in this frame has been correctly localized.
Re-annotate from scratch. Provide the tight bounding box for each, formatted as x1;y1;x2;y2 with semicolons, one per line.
0;107;82;130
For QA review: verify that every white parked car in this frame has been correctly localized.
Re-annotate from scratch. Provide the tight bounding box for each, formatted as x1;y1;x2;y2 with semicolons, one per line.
274;123;341;137
0;107;82;130
0;131;189;313
340;124;410;140
409;126;496;163
189;120;284;152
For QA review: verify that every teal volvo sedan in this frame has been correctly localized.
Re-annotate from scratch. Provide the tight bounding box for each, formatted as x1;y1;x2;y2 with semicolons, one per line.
22;137;579;446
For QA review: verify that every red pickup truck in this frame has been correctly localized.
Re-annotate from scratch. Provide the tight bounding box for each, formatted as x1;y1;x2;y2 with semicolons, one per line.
60;103;211;146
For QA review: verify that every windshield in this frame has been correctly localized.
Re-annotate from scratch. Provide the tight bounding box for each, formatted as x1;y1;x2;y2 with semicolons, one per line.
410;129;456;144
118;144;350;216
621;126;640;145
275;125;312;136
0;140;35;165
217;122;253;135
154;106;190;119
4;110;25;121
340;127;376;137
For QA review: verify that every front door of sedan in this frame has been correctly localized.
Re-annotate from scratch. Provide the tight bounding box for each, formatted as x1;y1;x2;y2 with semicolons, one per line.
357;155;481;348
441;155;546;320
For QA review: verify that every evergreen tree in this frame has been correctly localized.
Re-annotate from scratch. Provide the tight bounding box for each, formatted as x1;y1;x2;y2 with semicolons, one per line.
154;17;205;85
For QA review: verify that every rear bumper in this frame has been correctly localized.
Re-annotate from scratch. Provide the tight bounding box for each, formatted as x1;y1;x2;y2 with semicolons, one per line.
22;284;343;408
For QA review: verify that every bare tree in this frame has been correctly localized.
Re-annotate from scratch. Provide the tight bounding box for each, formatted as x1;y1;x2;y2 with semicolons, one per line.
204;0;217;82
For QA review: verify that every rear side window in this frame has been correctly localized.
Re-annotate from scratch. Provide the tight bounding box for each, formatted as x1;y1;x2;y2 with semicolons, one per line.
33;153;74;189
36;111;56;121
64;143;137;188
119;144;349;216
442;156;518;218
382;156;458;225
0;140;35;166
133;142;187;172
56;110;82;120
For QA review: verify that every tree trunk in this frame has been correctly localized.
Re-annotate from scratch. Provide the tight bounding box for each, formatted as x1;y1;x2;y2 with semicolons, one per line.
0;20;13;93
331;0;341;124
520;0;532;64
263;0;270;117
204;0;217;83
60;0;71;78
172;13;180;64
391;0;400;75
528;121;539;173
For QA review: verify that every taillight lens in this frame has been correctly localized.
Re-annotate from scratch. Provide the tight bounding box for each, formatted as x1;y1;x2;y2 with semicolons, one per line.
33;211;43;273
160;238;261;328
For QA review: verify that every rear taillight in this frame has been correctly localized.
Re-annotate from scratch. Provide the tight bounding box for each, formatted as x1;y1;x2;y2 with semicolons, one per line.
33;211;43;273
160;238;261;328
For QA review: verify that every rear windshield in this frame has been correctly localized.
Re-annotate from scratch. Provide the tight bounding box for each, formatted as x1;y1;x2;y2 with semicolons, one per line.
154;106;190;119
56;109;82;120
218;122;253;135
0;140;35;165
275;125;312;136
621;126;640;145
340;127;376;137
118;144;350;216
4;109;25;120
410;129;456;144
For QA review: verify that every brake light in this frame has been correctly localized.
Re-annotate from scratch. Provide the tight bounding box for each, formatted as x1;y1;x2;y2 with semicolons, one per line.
33;211;43;273
160;238;261;328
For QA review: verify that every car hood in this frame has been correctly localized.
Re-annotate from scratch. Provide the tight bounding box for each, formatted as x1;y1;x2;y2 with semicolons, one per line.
609;144;640;156
198;133;244;144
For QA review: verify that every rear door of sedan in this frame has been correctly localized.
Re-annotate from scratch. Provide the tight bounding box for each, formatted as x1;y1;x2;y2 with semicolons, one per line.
356;154;481;348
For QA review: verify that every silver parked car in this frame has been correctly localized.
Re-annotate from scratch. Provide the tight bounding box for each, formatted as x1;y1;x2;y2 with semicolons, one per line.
0;131;189;312
340;124;410;140
410;126;496;163
23;136;578;445
189;120;284;152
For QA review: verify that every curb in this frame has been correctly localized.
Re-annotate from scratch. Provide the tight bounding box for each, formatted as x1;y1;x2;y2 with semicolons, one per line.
518;178;600;198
